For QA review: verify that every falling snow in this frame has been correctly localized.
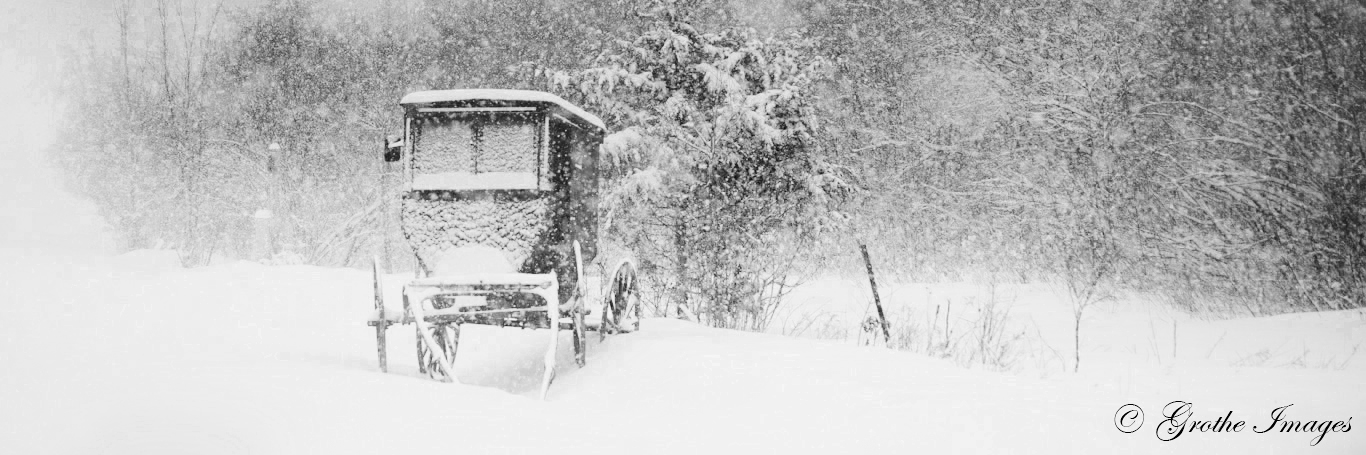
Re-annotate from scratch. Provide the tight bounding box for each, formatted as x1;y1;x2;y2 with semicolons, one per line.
2;0;1364;454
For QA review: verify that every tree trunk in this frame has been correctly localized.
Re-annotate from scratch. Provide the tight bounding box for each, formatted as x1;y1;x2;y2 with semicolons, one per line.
1073;307;1082;373
671;220;688;319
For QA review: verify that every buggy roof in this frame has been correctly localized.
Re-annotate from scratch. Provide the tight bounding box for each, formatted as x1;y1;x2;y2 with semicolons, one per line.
400;89;605;132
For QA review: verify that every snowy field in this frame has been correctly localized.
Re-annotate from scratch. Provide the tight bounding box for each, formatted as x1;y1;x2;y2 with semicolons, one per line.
776;277;1366;376
1;250;1362;454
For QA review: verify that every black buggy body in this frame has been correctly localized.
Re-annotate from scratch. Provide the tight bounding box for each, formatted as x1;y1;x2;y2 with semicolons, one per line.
367;89;640;398
398;89;604;303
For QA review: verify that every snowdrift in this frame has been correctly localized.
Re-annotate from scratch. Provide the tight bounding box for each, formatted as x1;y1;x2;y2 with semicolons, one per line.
0;253;1362;454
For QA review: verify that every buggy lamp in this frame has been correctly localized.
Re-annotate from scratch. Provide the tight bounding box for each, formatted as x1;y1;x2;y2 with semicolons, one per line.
383;135;404;162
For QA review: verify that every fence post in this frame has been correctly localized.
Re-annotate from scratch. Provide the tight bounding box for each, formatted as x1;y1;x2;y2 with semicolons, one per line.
859;244;892;345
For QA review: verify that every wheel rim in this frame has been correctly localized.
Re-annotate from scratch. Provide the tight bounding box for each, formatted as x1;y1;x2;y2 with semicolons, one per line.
373;257;388;372
572;241;587;366
607;260;639;332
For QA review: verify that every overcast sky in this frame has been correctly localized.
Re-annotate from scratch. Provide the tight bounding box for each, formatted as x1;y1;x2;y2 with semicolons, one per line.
0;0;416;253
0;0;796;254
1;0;124;253
0;0;435;254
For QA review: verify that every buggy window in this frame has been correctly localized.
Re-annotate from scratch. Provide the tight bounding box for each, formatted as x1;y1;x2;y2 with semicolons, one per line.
411;112;545;190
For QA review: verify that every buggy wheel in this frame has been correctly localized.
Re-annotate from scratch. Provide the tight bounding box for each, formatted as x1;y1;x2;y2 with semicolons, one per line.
417;323;459;381
603;259;641;339
373;257;388;373
570;241;588;367
572;310;587;367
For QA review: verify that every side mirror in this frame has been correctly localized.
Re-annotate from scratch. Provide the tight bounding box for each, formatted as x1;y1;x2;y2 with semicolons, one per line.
383;135;404;162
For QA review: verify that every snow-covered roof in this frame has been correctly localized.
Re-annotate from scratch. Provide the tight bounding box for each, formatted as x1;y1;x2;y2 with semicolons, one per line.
400;89;605;132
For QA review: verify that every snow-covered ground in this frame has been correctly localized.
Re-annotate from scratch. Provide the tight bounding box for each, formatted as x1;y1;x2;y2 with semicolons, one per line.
1;251;1362;454
776;277;1366;376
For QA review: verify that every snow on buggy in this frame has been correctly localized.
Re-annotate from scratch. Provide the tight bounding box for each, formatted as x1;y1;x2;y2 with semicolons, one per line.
367;89;641;398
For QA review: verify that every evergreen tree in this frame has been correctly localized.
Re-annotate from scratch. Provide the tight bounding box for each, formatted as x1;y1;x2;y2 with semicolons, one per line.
551;20;848;329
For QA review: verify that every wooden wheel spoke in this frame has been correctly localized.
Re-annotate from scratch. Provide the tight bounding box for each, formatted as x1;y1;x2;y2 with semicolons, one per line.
418;323;459;381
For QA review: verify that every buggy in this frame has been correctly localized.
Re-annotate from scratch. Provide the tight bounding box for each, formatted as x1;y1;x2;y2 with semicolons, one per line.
366;89;641;398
